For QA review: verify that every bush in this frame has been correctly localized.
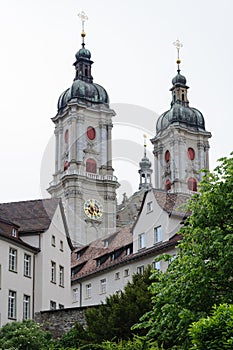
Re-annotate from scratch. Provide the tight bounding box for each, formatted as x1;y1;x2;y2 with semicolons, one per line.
189;304;233;349
0;320;51;350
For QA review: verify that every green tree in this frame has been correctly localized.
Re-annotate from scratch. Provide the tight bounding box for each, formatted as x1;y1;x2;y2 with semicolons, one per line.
136;155;233;349
189;303;233;349
58;266;153;348
85;265;153;343
0;320;51;350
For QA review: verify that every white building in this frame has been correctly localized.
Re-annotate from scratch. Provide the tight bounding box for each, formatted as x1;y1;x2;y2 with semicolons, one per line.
0;199;72;326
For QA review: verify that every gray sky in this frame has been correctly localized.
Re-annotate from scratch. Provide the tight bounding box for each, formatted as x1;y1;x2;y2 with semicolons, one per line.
0;0;232;202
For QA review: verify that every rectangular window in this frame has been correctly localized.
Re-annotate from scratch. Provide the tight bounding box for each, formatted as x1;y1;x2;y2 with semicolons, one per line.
73;288;79;303
9;248;17;272
124;269;130;277
59;265;64;287
60;240;64;251
12;228;17;237
152;261;161;270
154;226;162;243
59;304;64;309
137;265;144;274
100;278;106;294
138;233;146;250
23;295;30;320
8;290;16;319
24;254;31;277
86;283;92;298
115;272;120;280
50;300;56;310
147;201;153;213
126;247;131;255
51;235;56;247
51;261;56;283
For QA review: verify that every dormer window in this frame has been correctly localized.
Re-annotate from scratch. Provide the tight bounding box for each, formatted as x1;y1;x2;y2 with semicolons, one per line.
12;228;17;237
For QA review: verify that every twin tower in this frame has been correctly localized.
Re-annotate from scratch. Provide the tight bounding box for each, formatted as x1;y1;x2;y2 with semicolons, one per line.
48;33;211;247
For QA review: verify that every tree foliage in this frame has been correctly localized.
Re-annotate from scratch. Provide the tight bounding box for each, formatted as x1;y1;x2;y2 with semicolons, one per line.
85;265;153;343
0;320;51;350
136;155;233;349
189;303;233;349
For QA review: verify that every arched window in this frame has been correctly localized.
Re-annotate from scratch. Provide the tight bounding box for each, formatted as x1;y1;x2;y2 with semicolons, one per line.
188;177;197;192
165;179;171;191
86;158;97;173
188;147;195;160
64;130;69;143
165;150;170;163
87;126;96;140
64;161;69;171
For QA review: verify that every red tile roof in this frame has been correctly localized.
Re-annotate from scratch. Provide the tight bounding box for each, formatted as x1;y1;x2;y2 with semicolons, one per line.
71;226;133;280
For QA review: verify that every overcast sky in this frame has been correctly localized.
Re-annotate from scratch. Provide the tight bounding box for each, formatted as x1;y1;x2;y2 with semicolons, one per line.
0;0;232;202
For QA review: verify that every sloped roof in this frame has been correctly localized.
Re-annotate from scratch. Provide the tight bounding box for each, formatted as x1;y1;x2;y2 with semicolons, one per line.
153;190;191;217
71;226;133;280
0;198;60;233
0;217;40;252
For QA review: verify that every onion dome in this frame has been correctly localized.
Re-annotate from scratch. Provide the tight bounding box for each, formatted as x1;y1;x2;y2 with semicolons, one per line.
139;155;152;169
156;69;206;133
57;17;109;112
75;47;91;60
172;70;187;86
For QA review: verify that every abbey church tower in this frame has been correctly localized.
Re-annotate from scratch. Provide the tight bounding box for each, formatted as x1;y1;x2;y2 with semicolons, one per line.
48;13;119;246
151;40;211;193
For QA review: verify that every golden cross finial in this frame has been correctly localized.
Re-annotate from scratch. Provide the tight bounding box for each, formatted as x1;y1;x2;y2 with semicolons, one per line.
78;11;88;45
143;134;147;157
173;39;183;67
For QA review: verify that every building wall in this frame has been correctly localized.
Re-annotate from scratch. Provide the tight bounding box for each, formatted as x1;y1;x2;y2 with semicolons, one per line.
0;237;35;327
35;307;87;339
133;190;182;253
70;245;176;307
34;205;72;312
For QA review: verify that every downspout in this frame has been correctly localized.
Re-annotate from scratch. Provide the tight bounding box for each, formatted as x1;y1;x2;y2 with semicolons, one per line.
32;253;35;319
79;282;82;307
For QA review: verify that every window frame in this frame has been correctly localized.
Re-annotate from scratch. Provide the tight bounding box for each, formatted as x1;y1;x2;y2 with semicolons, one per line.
59;265;64;287
9;248;17;272
23;294;30;320
51;261;56;284
137;265;144;274
24;253;31;277
138;233;146;250
147;201;153;213
86;283;92;298
100;278;107;294
50;300;56;310
73;288;79;303
154;226;162;244
8;290;17;319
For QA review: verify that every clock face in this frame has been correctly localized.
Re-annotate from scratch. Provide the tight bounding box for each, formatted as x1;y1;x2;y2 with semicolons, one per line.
84;199;103;220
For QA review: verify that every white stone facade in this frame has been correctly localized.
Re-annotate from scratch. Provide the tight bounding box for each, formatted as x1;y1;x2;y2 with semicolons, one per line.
48;103;119;247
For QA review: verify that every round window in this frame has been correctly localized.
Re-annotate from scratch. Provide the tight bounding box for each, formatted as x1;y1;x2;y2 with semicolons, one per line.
188;147;195;160
87;126;96;140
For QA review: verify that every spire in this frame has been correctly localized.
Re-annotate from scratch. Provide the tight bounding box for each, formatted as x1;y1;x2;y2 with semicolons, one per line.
138;134;153;190
170;39;189;106
74;11;93;83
